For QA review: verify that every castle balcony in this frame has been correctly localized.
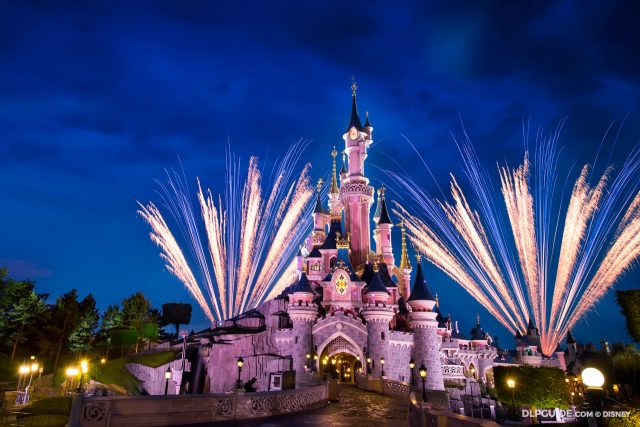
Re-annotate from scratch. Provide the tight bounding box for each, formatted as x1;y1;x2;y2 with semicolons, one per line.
441;364;465;378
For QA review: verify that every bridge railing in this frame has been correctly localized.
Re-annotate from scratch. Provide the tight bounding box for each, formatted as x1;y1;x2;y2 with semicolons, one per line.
67;383;329;427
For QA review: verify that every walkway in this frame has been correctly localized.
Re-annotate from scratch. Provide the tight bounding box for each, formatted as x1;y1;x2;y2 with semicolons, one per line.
183;384;409;427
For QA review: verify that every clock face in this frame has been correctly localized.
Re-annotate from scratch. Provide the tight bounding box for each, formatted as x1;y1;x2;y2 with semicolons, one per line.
335;274;348;295
349;127;358;140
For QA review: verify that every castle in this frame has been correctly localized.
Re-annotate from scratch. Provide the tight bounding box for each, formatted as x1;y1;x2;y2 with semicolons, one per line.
196;81;563;394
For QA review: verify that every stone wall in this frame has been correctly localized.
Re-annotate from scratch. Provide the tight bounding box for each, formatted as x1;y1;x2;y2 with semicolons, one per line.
126;359;190;395
385;331;414;382
68;383;329;427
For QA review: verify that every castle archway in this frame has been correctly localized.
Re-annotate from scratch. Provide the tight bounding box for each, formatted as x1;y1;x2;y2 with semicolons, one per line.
316;332;365;383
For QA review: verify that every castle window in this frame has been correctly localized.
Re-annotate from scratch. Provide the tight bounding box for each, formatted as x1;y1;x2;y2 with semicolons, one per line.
381;332;385;340
330;257;337;268
295;336;298;344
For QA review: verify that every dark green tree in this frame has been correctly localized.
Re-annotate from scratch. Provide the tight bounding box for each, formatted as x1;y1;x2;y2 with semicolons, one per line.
47;289;80;369
108;326;138;357
616;290;640;342
68;294;100;355
7;290;49;360
121;292;158;352
493;366;570;410
162;303;192;335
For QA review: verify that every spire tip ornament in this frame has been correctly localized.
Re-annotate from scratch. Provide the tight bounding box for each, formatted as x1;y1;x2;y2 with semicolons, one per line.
351;75;357;96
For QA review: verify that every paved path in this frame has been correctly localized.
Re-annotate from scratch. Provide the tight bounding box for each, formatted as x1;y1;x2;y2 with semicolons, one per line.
190;385;409;427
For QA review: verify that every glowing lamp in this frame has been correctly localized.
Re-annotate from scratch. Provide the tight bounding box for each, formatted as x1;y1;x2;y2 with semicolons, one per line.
19;365;30;374
165;368;172;379
306;353;310;359
313;354;318;360
80;360;88;369
581;367;604;388
506;378;515;389
409;358;415;369
101;358;106;364
380;357;385;365
66;367;79;376
331;358;336;365
419;363;427;378
237;357;244;369
322;359;327;366
366;357;371;364
31;363;39;372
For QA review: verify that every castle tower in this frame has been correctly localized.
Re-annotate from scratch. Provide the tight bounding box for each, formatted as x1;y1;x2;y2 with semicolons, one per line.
398;220;412;297
312;179;329;245
407;256;444;390
340;78;374;267
287;272;317;372
360;263;394;378
376;185;395;267
328;147;341;215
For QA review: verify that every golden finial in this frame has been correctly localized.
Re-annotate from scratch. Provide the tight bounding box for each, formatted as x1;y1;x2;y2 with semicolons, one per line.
302;261;308;274
435;292;439;309
317;178;323;192
380;183;386;198
351;75;357;96
330;146;339;194
373;259;379;272
415;253;422;263
476;313;480;325
399;220;412;271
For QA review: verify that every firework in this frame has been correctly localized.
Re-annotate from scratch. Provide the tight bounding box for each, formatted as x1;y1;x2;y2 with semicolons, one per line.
391;127;640;355
138;142;315;323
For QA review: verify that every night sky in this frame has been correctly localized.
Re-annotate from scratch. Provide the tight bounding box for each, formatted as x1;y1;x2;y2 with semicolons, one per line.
2;1;640;348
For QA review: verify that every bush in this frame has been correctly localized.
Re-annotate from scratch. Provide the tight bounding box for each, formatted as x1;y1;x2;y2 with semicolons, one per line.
493;365;570;409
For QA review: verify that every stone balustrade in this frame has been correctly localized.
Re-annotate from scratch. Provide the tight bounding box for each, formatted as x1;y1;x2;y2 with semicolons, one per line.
66;383;329;427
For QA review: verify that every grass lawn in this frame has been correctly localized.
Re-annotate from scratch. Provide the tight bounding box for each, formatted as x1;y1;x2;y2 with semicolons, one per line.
11;396;72;427
90;351;178;395
125;351;178;368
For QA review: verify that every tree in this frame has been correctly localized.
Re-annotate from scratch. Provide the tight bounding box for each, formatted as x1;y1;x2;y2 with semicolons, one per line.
616;290;640;342
162;303;192;335
68;294;100;355
121;292;158;352
7;291;48;360
48;289;80;369
108;326;138;357
493;366;570;410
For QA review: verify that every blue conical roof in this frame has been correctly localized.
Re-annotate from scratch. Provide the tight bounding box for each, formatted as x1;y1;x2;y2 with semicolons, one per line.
292;272;313;294
407;259;435;302
365;270;389;295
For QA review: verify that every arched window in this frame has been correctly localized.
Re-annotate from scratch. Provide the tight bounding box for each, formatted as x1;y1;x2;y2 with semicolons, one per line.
330;257;337;268
381;332;385;340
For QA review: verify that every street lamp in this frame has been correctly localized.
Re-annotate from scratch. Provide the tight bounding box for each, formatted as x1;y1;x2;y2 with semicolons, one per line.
409;358;416;386
65;367;79;394
164;368;171;395
322;358;328;380
366;356;371;375
581;367;605;416
78;360;88;393
419;363;427;402
18;365;29;391
313;352;318;372
306;353;311;370
236;357;244;389
101;358;106;364
506;378;516;420
380;357;385;378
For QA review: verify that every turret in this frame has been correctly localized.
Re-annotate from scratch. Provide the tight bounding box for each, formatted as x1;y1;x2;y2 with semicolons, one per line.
312;179;329;242
407;256;444;391
340;151;348;183
376;185;394;267
287;272;317;372
360;263;394;378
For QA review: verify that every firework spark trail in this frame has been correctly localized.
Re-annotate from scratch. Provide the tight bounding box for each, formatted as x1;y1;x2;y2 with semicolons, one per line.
389;129;640;356
139;142;315;323
499;156;540;327
137;202;215;322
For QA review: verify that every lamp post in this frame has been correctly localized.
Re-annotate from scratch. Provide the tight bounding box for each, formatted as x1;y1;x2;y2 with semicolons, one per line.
322;358;328;381
366;356;371;375
17;365;29;391
581;367;605;425
409;358;415;386
419;363;427;402
236;357;244;389
380;357;385;378
507;378;516;420
78;360;88;393
470;367;476;417
164;368;171;395
306;353;311;371
313;352;318;372
65;367;79;394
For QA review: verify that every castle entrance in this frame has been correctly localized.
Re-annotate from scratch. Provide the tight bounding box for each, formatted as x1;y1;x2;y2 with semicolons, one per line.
317;335;364;383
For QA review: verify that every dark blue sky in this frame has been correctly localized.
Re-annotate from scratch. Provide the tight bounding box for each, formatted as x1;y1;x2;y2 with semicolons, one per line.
1;1;639;347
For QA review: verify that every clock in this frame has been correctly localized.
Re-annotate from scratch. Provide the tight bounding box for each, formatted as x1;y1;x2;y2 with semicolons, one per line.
335;274;348;295
349;127;358;140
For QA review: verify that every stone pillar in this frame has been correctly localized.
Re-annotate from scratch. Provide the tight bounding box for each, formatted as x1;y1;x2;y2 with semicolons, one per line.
361;304;394;378
288;304;316;374
409;311;445;390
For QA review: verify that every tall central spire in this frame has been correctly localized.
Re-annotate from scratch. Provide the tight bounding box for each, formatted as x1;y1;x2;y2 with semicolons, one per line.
399;220;412;271
347;76;363;131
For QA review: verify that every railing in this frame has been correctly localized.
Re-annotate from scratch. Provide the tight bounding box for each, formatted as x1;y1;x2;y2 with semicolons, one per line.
442;364;465;377
69;383;329;427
